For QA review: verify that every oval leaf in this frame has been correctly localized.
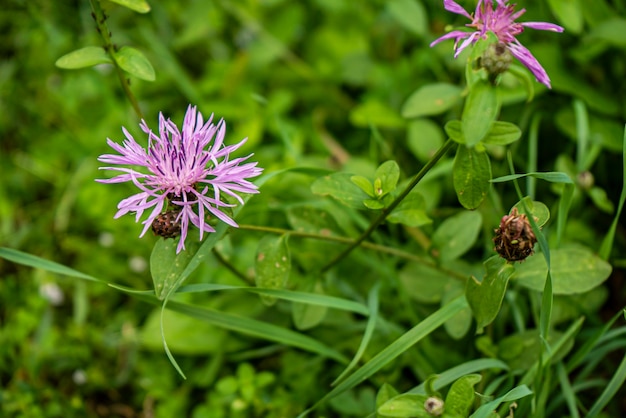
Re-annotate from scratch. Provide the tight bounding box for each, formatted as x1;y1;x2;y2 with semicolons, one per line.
402;83;463;118
150;238;199;300
388;190;431;227
377;393;429;417
432;211;483;262
55;46;112;69
292;280;328;330
467;256;515;332
462;80;499;147
114;46;156;81
453;146;492;209
312;172;371;209
255;235;291;306
375;160;400;197
482;121;522;145
513;247;612;294
445;374;482;417
513;198;550;228
387;0;428;36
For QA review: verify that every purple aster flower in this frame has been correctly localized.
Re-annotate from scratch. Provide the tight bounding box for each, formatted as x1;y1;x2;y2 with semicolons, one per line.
97;105;263;253
431;0;564;88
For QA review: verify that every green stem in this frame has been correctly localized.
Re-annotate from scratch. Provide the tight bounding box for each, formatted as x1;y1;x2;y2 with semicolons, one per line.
238;224;466;282
319;138;456;273
89;0;144;120
211;248;253;284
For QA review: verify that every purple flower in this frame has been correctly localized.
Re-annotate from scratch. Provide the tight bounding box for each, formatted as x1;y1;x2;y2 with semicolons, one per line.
431;0;563;88
97;105;263;253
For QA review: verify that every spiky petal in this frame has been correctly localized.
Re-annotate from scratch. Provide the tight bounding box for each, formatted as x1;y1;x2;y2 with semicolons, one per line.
97;105;263;253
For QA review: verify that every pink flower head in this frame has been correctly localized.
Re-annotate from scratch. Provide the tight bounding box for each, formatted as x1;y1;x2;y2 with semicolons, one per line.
431;0;563;88
97;105;263;253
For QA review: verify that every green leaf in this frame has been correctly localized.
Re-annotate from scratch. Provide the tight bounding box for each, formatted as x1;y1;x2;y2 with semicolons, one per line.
163;297;348;364
407;118;445;162
491;171;574;184
446;120;521;146
443;281;472;340
453;146;492;209
114;46;156;81
462;80;499;147
513;247;612;294
0;247;102;283
312;172;371;209
387;0;428;36
587;352;626;418
402;83;463;118
432;211;482;262
364;199;386;210
255;235;291;306
445;374;482;417
411;359;510;394
466;256;515;333
351;175;375;197
177;283;369;315
470;386;532;418
55;46;112;69
107;0;151;13
513;198;550;228
286;206;342;236
399;261;453;304
376;383;400;418
292;280;327;330
388;190;431;227
334;283;380;386
301;296;469;416
482;121;522;145
547;0;583;34
377;394;429;417
150;238;199;300
375;160;400;198
588;186;615;214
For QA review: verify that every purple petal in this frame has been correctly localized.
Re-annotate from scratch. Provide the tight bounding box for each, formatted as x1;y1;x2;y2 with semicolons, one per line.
522;22;564;32
443;0;472;19
508;42;552;88
430;30;471;47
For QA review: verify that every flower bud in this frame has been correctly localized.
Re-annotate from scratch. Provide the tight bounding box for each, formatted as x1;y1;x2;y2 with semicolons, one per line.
424;397;444;416
478;42;513;83
493;208;537;262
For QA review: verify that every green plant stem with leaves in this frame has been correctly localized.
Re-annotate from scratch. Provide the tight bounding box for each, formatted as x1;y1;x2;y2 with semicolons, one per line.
90;0;143;119
321;138;456;273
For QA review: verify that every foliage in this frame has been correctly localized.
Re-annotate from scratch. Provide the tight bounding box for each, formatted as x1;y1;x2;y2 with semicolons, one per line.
2;0;626;417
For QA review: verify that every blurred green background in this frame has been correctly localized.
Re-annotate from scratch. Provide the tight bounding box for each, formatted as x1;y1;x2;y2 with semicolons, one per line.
2;0;626;416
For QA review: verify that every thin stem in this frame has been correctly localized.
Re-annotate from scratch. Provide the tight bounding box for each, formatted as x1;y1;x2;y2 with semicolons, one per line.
320;138;456;273
237;224;467;282
211;248;253;284
89;0;144;120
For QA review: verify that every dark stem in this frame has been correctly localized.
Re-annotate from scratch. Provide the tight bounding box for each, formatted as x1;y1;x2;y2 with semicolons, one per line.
89;0;144;120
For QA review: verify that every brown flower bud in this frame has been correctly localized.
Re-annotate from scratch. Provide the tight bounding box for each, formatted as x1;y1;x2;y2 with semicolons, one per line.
152;209;182;238
493;208;537;262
